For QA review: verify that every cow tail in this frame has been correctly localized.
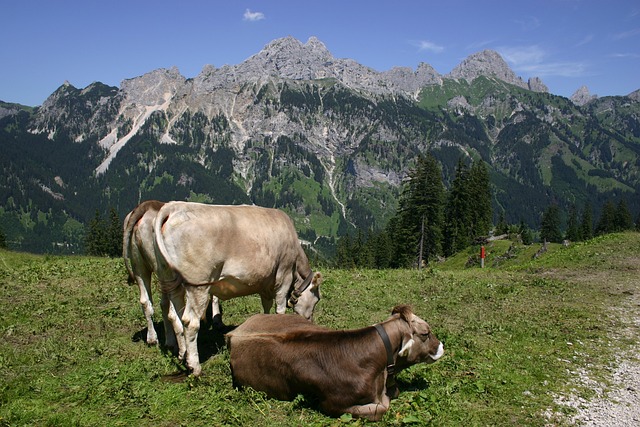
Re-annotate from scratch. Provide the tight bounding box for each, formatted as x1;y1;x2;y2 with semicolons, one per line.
122;209;141;284
152;204;174;276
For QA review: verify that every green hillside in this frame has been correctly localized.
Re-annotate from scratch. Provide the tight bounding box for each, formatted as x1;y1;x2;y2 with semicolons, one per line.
1;232;638;425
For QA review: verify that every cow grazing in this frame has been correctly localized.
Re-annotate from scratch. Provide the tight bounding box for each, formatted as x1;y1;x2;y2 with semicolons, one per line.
153;201;322;376
226;305;444;421
122;200;222;351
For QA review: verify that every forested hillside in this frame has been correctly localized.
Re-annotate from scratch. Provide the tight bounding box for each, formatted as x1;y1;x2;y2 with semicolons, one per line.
1;38;639;258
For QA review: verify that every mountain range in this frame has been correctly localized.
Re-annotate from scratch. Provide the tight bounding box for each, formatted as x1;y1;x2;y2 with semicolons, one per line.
1;36;639;256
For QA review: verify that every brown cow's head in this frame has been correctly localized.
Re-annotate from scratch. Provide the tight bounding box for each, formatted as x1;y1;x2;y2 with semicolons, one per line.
292;272;322;321
392;305;444;371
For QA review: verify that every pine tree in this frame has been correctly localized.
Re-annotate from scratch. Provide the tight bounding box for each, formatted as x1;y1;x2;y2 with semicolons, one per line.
581;203;593;240
468;160;493;239
595;200;616;235
496;212;509;235
86;209;108;256
565;204;581;242
0;227;6;249
519;219;533;245
336;234;355;269
444;158;471;256
392;153;445;267
107;207;123;257
540;204;563;243
614;199;634;231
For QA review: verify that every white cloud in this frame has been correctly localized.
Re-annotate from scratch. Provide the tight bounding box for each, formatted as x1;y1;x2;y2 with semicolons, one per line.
609;52;640;59
499;45;546;66
612;28;640;40
514;16;540;31
575;34;594;47
412;40;444;53
499;45;586;77
243;9;265;22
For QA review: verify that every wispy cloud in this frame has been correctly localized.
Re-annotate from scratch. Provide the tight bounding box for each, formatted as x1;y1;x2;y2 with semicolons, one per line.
514;16;540;31
243;9;265;22
499;45;587;77
499;45;546;66
411;40;444;53
575;34;594;47
465;39;496;51
609;52;640;59
612;28;640;40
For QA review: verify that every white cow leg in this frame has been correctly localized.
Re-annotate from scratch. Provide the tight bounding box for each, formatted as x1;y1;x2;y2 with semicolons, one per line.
343;401;389;422
136;272;158;346
182;284;211;376
160;291;176;350
210;295;224;329
273;271;293;314
165;285;186;360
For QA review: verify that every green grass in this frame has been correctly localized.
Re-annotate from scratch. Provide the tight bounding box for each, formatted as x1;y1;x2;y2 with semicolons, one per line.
1;233;639;426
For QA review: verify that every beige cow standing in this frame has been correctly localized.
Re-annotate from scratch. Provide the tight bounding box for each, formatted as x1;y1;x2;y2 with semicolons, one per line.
153;201;322;376
123;200;222;352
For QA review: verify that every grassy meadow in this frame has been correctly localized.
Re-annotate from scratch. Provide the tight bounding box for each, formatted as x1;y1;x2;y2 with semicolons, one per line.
1;233;639;426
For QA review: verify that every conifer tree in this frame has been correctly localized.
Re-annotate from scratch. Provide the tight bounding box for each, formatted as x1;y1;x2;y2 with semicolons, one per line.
393;153;445;267
444;158;471;256
565;204;581;242
519;219;533;245
614;199;634;231
336;233;355;269
107;207;123;257
468;160;493;239
0;227;6;249
496;212;509;235
581;203;593;240
86;209;108;256
540;204;563;243
595;200;616;235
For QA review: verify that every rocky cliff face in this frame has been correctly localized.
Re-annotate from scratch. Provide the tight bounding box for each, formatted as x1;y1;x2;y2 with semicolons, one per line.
570;85;598;106
446;50;548;93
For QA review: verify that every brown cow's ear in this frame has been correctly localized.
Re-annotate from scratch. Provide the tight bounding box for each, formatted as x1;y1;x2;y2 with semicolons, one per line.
399;338;414;357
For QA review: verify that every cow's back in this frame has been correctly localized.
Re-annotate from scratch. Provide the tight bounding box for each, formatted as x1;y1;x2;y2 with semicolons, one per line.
154;202;307;286
227;314;330;400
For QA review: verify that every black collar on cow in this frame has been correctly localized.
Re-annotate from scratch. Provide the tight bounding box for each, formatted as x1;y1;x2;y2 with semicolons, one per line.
374;323;398;398
287;272;314;308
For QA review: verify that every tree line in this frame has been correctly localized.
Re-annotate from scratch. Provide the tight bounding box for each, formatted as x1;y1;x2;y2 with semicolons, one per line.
41;152;640;264
336;153;640;269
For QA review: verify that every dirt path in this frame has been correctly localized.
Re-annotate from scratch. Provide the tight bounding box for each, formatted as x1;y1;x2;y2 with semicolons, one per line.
552;272;640;426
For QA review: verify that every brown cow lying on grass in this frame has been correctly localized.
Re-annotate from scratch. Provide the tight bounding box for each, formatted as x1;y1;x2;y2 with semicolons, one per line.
226;305;444;421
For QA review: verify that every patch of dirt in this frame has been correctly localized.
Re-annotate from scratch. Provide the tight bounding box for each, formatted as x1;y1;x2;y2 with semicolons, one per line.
545;267;640;426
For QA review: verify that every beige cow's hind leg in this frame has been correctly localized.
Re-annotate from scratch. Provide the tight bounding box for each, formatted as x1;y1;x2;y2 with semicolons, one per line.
162;283;186;360
210;295;224;329
135;269;158;346
182;284;211;376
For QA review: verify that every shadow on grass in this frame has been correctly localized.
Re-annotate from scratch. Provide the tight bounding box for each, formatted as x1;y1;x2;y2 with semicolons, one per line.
133;315;239;382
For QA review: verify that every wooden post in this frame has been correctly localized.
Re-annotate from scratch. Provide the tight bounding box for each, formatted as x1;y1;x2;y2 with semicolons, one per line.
480;245;486;268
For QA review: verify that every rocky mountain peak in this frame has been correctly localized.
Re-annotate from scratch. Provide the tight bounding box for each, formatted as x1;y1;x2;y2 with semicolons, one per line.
447;50;529;90
628;89;640;102
240;36;334;81
570;85;597;106
527;77;548;93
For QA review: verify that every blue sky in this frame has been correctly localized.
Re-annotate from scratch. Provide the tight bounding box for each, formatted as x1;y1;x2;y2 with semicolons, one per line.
2;0;638;106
